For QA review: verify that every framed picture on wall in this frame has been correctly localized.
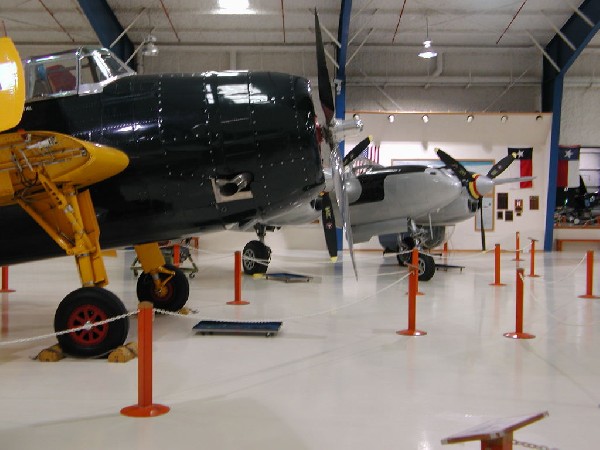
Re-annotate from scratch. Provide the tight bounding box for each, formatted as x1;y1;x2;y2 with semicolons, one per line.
497;192;509;210
497;211;504;220
530;195;539;210
505;210;514;222
475;196;494;231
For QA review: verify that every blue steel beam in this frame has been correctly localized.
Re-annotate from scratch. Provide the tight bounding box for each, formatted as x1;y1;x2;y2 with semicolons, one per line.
335;0;353;250
77;0;135;69
542;0;600;251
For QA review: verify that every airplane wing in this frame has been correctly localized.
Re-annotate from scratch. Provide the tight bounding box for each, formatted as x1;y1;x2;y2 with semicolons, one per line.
0;131;129;206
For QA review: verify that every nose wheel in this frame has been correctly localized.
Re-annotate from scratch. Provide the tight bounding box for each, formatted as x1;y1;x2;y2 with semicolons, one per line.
242;240;271;275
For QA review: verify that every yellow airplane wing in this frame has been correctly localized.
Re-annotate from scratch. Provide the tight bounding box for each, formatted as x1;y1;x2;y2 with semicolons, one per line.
0;131;129;205
0;37;25;132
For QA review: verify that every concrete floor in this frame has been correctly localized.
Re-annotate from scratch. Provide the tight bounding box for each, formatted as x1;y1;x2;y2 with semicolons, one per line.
0;244;598;449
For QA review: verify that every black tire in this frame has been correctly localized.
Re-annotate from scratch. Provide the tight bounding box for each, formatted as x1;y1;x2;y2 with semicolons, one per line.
417;253;436;281
136;264;189;311
242;240;271;275
54;287;129;358
396;253;409;267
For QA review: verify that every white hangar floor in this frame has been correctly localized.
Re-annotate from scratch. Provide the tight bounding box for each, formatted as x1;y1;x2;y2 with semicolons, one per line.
0;244;598;450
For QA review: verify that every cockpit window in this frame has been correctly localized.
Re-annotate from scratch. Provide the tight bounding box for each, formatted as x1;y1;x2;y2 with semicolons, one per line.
23;47;134;102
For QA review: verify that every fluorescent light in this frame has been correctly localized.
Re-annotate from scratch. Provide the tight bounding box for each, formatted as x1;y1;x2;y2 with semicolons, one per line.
217;0;254;14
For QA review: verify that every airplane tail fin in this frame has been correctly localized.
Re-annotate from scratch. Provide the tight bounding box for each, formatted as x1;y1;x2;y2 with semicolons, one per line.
0;37;25;132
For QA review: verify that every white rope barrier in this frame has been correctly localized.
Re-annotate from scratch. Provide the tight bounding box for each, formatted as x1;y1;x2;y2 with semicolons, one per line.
0;310;138;346
1;246;596;348
519;271;600;327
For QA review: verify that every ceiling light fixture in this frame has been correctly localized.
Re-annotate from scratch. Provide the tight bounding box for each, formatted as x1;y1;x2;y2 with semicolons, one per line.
467;114;474;123
141;35;159;57
388;114;395;123
422;114;429;123
418;16;437;59
218;0;254;14
501;115;508;123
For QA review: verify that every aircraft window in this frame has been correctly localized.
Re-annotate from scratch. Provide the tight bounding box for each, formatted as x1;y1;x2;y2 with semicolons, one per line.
26;57;78;100
24;48;134;101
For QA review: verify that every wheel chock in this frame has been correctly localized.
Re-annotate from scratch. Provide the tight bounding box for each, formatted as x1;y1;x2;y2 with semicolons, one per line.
108;342;138;363
177;307;191;315
36;344;65;362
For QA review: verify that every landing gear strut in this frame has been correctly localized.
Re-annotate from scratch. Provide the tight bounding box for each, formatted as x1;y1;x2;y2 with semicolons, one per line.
242;224;272;275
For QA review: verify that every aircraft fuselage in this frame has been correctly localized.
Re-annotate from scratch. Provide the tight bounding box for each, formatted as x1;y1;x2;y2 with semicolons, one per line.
0;71;324;264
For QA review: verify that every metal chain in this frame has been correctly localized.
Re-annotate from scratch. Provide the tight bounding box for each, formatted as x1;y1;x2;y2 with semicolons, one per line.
513;438;558;450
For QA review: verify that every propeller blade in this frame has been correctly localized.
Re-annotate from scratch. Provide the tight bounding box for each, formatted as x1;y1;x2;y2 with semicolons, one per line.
479;197;486;251
313;9;358;279
579;175;587;194
493;176;534;186
314;9;335;125
331;140;358;279
487;152;516;179
435;148;472;183
320;192;338;260
343;136;372;167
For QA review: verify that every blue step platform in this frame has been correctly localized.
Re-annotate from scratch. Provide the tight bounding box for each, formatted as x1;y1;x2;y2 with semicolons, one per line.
193;320;282;337
265;272;312;282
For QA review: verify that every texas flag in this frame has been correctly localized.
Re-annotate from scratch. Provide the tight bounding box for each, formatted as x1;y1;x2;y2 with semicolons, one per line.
508;147;533;188
557;145;580;188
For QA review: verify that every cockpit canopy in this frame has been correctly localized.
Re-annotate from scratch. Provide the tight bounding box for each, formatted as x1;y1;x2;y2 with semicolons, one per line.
22;47;135;102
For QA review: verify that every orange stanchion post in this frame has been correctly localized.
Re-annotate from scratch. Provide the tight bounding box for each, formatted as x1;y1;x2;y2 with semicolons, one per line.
121;302;170;417
1;293;8;336
0;266;15;293
527;238;540;278
397;249;427;336
579;250;600;299
227;251;249;305
513;231;522;262
490;244;506;286
504;268;535;339
172;244;180;267
412;248;424;296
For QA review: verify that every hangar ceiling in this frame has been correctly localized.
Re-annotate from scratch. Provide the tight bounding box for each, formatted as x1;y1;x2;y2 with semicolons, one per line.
1;1;599;106
0;0;589;48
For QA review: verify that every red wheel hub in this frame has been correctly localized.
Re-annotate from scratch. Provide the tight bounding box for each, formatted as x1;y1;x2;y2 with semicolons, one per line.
66;304;109;346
